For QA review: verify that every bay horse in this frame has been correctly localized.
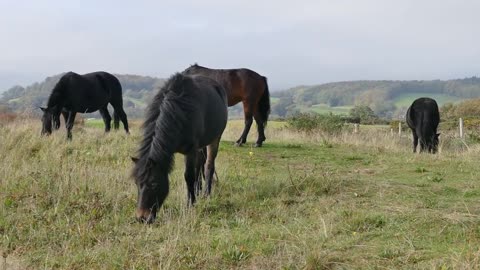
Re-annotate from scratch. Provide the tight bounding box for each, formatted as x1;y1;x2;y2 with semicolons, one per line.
183;64;270;147
131;73;228;223
40;71;129;140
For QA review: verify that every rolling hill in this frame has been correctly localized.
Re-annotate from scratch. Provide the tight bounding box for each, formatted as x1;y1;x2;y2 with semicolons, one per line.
271;77;480;119
2;74;480;120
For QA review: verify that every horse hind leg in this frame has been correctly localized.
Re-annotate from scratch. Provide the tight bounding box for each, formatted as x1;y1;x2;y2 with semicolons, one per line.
419;139;427;153
236;102;253;146
204;138;220;196
253;113;266;147
99;107;112;133
412;131;418;153
111;104;129;134
113;111;120;130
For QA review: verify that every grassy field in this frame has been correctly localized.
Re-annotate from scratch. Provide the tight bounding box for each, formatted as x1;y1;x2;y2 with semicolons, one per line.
1;119;480;269
393;93;465;108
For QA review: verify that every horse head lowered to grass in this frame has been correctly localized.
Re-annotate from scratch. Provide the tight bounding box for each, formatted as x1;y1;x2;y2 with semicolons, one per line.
131;73;228;223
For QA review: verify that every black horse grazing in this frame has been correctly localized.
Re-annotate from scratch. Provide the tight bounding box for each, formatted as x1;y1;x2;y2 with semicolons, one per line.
406;97;440;153
131;73;228;223
40;71;129;140
183;64;270;147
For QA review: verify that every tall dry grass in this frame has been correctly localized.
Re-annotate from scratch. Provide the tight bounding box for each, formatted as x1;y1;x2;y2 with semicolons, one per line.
1;118;479;269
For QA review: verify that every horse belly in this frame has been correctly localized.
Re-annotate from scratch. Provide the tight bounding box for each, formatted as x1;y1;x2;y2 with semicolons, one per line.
72;98;109;113
199;113;227;147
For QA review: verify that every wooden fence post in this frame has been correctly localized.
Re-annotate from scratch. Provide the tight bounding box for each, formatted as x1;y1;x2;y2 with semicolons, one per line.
398;122;402;136
354;123;359;133
459;118;464;139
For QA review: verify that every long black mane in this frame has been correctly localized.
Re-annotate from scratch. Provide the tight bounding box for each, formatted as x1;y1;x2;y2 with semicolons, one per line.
133;73;197;184
46;73;70;108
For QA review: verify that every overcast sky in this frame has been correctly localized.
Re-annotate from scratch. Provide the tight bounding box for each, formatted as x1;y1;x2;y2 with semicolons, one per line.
1;0;479;91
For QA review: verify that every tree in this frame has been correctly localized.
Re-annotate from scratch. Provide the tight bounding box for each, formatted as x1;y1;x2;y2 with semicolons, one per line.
271;97;293;117
349;105;378;124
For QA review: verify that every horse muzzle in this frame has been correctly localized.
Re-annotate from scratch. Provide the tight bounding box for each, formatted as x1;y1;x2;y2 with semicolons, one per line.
136;208;156;224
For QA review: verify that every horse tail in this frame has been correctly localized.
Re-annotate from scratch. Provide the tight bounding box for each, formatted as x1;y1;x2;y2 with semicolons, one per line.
258;76;271;127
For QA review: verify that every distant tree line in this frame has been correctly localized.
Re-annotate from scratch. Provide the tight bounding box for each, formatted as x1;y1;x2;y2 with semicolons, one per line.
3;74;480;121
271;77;480;119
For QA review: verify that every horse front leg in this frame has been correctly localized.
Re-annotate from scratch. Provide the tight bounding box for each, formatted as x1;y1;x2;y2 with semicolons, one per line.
194;147;206;196
65;111;77;140
184;152;197;206
61;110;68;129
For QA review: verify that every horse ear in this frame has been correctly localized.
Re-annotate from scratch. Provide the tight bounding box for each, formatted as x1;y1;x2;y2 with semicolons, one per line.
131;157;139;163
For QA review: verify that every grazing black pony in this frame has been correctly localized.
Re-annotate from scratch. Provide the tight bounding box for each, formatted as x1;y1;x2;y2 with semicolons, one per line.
183;64;270;147
40;71;129;140
131;73;228;223
406;97;440;153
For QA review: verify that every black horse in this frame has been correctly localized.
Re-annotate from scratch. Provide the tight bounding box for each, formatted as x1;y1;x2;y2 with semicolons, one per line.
40;71;129;140
406;97;440;153
131;73;228;223
183;64;270;147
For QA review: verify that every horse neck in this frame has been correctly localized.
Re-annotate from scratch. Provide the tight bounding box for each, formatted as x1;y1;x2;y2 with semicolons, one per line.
148;143;175;173
47;83;66;108
143;105;186;174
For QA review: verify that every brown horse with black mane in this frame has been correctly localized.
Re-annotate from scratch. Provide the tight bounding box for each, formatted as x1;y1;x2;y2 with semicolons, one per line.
183;64;270;147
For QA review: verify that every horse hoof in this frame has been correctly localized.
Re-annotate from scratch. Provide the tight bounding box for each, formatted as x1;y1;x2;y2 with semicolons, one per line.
254;143;262;148
235;142;243;147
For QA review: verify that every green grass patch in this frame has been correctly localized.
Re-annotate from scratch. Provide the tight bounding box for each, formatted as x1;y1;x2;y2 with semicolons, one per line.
84;118;105;128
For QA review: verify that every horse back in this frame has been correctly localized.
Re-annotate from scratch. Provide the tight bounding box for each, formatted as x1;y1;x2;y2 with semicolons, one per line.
224;69;267;106
183;66;268;107
186;76;228;149
57;72;121;113
406;97;439;136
